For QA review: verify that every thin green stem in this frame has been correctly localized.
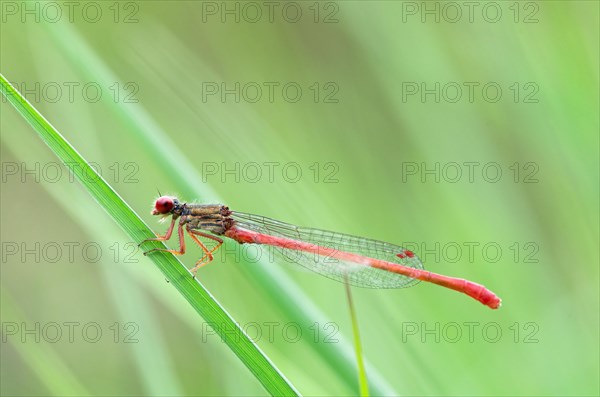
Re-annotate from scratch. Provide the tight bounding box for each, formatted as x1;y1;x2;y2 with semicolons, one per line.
344;276;370;397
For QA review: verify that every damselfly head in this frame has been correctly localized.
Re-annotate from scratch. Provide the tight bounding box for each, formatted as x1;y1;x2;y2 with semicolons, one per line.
152;196;178;215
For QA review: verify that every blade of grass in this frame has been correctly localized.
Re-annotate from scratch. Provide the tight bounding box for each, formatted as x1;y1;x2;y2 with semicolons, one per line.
343;277;370;397
0;72;299;397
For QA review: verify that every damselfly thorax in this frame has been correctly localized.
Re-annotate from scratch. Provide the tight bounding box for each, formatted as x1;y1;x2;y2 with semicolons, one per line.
179;203;234;235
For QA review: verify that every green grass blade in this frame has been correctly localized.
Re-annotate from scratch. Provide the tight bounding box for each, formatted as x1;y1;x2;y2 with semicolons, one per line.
0;72;299;397
344;279;370;397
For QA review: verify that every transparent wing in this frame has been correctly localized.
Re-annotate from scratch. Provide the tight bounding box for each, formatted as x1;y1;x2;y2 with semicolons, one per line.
231;212;423;289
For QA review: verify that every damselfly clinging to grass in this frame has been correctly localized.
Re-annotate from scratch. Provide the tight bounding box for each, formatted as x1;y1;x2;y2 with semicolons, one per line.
139;196;502;309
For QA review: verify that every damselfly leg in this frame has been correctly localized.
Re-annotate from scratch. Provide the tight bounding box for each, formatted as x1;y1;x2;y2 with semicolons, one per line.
140;217;224;277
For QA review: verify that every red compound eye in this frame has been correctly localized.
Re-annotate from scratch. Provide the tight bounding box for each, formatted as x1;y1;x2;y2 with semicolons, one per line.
153;196;175;215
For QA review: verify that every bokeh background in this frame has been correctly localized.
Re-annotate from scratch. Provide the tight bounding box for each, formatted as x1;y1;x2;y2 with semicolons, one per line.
1;1;598;396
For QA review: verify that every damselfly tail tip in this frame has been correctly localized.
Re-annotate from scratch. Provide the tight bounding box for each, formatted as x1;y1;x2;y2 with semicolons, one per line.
488;296;502;310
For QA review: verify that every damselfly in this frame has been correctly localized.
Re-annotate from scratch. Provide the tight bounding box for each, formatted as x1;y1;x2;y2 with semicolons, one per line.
139;196;502;309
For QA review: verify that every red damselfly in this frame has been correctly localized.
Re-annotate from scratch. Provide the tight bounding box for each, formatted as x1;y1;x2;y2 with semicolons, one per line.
139;196;502;309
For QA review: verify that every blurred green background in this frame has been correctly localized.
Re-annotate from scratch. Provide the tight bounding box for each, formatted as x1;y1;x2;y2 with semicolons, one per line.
1;1;598;396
